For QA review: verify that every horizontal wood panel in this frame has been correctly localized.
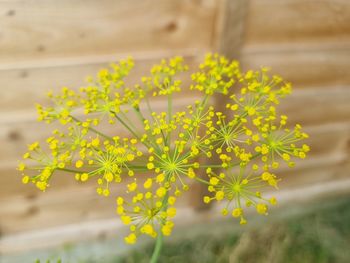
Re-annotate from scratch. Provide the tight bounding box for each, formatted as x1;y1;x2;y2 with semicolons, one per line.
245;0;350;45
0;87;348;164
0;166;96;200
3;46;348;113
279;154;350;189
279;87;350;126
303;122;350;159
0;0;216;63
241;46;350;88
2;179;350;256
1;119;349;199
0;96;202;200
0;186;126;235
0;180;192;235
1;153;348;236
0;93;202;164
0;54;199;112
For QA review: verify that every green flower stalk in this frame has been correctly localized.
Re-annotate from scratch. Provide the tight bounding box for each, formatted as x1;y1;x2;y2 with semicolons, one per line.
18;54;309;261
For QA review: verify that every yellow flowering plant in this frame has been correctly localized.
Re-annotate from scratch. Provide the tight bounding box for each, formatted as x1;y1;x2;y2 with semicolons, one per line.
18;54;309;262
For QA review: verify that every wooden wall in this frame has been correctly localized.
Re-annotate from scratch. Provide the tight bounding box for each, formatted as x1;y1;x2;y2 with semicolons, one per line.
0;0;349;253
240;0;350;189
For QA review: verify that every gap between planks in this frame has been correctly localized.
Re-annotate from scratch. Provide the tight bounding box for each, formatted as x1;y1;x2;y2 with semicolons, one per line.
0;48;205;71
242;41;350;55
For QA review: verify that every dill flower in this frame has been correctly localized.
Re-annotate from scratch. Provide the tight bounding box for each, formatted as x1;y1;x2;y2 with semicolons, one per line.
19;54;309;248
203;166;278;224
116;184;177;244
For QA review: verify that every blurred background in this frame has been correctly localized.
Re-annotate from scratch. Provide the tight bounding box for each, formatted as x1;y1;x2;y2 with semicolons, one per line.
0;0;349;262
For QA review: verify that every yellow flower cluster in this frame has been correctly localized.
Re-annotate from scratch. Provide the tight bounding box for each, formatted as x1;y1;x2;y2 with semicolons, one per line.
18;54;309;244
142;56;188;96
203;166;278;224
116;183;177;244
191;54;239;95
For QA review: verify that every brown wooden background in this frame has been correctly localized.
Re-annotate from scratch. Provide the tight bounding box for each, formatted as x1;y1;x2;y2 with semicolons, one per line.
0;0;349;254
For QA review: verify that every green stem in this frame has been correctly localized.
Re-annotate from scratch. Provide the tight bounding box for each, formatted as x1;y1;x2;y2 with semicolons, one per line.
133;106;146;123
150;185;170;263
110;111;140;139
56;167;89;174
150;231;163;263
166;93;172;145
70;116;113;140
194;176;210;185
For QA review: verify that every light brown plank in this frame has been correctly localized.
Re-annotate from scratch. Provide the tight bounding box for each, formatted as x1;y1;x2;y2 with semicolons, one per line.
245;0;350;45
278;153;350;189
0;86;348;164
3;83;349;169
215;0;248;58
1;153;348;236
0;91;203;165
303;122;350;159
1;119;349;199
2;177;350;255
279;87;350;126
241;45;350;88
0;0;217;63
0;53;200;112
0;185;127;235
0;180;192;235
3;45;347;114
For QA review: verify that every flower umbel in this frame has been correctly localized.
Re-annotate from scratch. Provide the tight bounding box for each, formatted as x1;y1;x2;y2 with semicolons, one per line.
19;54;309;245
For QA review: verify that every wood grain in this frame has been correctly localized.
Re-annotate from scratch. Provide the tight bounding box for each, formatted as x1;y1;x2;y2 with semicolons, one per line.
215;0;248;58
0;179;192;235
0;0;217;63
0;185;127;235
0;92;203;164
244;0;350;45
278;153;349;189
279;87;350;126
0;53;200;112
241;45;350;88
1;119;349;199
0;86;348;164
2;177;350;255
1;152;348;236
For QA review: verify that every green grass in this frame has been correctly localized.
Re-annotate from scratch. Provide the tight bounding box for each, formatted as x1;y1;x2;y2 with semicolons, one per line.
115;197;350;263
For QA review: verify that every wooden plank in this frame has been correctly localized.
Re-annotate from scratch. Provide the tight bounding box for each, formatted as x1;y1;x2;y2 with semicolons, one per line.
245;0;350;45
303;122;350;159
280;87;350;126
0;93;202;165
0;53;200;112
1;119;349;201
198;0;248;211
0;96;203;201
0;185;126;235
0;86;348;190
0;180;192;236
215;0;248;58
0;153;348;236
0;86;348;166
0;165;85;200
0;0;217;63
2;178;350;255
278;153;350;189
1;120;349;235
241;45;350;88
